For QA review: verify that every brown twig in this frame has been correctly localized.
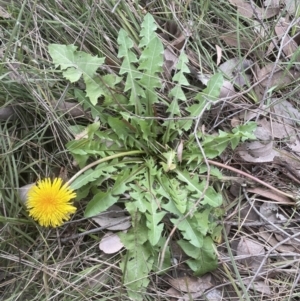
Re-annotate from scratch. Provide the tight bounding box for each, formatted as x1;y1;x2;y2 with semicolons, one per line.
207;159;296;201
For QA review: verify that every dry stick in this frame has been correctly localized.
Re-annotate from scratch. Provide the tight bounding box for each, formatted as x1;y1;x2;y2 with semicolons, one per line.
111;0;122;13
288;265;300;301
221;218;300;227
203;253;300;300
207;159;295;201
249;0;300;122
249;0;288;62
61;217;131;242
255;16;300;122
244;191;300;244
243;190;300;296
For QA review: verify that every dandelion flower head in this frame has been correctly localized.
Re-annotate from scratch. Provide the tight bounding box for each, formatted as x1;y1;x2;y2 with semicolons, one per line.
26;178;76;227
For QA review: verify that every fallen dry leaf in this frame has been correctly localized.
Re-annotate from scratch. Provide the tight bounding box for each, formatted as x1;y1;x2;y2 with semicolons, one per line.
203;289;223;301
239;202;260;222
257;63;300;88
285;0;297;15
258;228;296;253
18;183;35;203
259;202;279;223
99;232;124;254
220;34;252;49
238;140;279;163
165;287;183;300
287;138;300;153
168;274;212;293
0;106;16;121
231;116;241;127
215;45;222;66
84;269;110;289
219;57;253;87
242;279;271;295
58;101;86;118
0;6;11;18
261;6;280;18
274;18;298;58
92;205;131;231
264;0;280;6
219;80;236;98
228;0;277;19
272;99;300;125
228;0;254;18
256;118;295;140
237;237;265;271
163;46;179;79
239;106;268;122
177;140;184;163
273;151;300;182
247;187;294;204
259;202;287;234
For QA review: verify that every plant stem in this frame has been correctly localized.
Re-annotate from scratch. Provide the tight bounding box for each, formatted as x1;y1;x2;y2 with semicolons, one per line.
207;159;295;200
66;150;145;185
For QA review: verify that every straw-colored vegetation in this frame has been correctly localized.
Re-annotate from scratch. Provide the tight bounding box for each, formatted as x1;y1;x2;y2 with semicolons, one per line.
1;1;300;300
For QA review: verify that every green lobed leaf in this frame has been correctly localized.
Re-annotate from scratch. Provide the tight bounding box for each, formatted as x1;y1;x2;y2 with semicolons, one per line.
128;186;148;213
176;170;222;207
107;116;146;150
138;36;164;111
170;216;203;248
144;192;166;246
73;88;103;118
67;139;107;157
232;122;257;141
117;29;145;113
119;223;154;301
48;44;78;70
186;73;224;119
138;37;163;85
71;168;104;190
193;208;211;236
176;170;203;199
167;52;190;113
131;118;157;141
84;166;145;217
83;76;108;106
138;14;163;116
163;52;191;142
178;236;218;276
199;181;223;207
145;212;165;246
199;165;223;179
48;44;105;105
107;116;133;142
204;73;224;102
129;162;166;246
139;13;158;47
70;164;117;190
159;175;187;214
162;199;182;216
160;150;176;172
202;130;233;158
172;52;190;86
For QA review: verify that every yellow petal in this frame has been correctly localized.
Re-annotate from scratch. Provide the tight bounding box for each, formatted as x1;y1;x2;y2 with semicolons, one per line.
26;178;76;227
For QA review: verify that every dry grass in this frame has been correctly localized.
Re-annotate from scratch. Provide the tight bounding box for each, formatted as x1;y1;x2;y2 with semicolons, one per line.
1;0;300;300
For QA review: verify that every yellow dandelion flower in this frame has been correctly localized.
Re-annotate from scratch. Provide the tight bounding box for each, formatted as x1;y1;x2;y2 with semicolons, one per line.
26;178;76;227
